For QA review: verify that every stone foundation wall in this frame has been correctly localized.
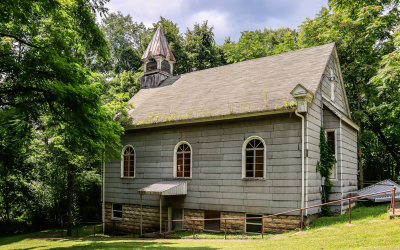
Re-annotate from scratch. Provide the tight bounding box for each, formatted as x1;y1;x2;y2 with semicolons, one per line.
183;209;204;231
104;203;305;235
221;211;244;233
104;202;167;235
263;215;300;233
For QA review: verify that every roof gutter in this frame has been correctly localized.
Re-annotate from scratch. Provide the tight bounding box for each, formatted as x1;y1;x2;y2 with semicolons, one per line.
125;108;295;131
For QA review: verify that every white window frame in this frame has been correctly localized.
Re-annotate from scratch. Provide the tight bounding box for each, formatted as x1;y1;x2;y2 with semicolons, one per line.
111;203;123;220
245;213;263;234
173;141;193;179
325;129;337;180
242;136;266;180
121;145;136;178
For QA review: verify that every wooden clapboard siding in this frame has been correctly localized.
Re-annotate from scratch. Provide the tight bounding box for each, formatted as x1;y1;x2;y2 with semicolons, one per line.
305;85;323;215
320;55;348;115
105;113;302;215
323;108;342;212
341;122;358;199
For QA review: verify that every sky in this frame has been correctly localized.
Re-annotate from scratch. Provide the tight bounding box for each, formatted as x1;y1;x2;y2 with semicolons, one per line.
106;0;328;44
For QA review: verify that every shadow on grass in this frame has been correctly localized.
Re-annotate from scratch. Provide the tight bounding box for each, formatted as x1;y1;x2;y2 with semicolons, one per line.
40;238;219;249
308;203;389;230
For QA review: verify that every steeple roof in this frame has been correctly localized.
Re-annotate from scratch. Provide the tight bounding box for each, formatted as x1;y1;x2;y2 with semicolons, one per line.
141;27;175;62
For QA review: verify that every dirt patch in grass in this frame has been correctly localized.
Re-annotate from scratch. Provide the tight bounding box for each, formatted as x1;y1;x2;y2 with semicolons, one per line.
315;227;335;231
369;219;386;223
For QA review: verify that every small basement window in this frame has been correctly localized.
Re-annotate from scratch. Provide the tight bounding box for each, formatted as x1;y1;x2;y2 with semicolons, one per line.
245;214;263;233
112;204;122;219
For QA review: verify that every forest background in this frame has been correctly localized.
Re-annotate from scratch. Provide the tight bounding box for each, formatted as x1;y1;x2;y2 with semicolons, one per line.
1;0;400;236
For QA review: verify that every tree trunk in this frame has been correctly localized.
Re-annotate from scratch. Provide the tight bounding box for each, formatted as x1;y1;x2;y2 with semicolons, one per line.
67;163;74;236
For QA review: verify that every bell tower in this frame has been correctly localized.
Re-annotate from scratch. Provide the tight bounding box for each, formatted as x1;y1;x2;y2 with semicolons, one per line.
140;27;175;89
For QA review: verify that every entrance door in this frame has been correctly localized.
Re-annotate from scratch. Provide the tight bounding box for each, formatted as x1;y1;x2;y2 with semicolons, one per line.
169;207;183;231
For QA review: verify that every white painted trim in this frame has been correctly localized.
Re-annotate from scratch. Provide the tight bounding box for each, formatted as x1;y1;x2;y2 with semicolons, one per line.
121;145;136;178
339;119;344;214
173;141;193;179
325;129;338;181
322;96;360;131
111;203;123;220
242;136;267;180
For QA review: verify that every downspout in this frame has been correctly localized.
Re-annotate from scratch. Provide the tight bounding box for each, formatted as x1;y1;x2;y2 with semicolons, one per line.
295;110;305;212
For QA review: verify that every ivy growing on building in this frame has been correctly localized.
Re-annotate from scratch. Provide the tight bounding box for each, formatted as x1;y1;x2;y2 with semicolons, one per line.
317;128;337;215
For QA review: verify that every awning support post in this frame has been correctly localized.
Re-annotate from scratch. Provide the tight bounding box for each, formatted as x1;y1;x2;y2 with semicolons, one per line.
159;195;162;233
140;194;143;235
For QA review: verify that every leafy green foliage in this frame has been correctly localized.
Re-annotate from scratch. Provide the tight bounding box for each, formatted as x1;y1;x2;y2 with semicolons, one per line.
184;21;226;70
223;28;299;63
0;0;124;235
100;12;146;73
317;128;336;215
299;1;400;183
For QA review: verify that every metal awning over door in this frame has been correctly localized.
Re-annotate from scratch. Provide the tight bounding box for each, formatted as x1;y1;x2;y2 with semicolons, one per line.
137;180;187;234
138;180;187;195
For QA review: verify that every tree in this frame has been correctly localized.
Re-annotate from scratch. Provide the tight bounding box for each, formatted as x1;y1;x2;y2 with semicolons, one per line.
223;28;298;63
0;0;124;235
184;21;226;70
100;12;146;73
298;0;400;185
366;25;400;181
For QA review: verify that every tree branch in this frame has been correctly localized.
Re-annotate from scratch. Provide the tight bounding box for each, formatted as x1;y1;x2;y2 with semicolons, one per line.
0;32;46;49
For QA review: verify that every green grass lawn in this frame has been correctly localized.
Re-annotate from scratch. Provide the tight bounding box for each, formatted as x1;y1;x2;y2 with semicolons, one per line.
1;204;400;249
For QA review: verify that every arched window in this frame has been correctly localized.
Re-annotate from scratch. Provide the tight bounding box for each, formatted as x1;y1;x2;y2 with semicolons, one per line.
242;137;266;179
174;142;192;178
121;145;135;178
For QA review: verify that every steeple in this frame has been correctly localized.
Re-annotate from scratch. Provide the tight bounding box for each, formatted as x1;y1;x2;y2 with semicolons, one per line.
140;27;175;89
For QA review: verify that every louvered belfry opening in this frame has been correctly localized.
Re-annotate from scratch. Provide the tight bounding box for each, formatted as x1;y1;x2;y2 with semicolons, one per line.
140;27;175;89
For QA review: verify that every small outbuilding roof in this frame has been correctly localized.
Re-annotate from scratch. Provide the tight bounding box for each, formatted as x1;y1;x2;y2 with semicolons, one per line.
138;180;187;196
358;179;400;202
128;43;336;128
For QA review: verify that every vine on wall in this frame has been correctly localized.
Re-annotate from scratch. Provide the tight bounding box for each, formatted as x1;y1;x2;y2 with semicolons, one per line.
317;128;336;215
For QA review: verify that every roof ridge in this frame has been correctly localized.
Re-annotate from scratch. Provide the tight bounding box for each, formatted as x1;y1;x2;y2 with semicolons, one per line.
176;42;335;78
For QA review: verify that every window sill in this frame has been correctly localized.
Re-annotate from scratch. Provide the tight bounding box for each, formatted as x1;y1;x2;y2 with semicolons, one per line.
111;217;122;221
242;177;266;181
174;177;192;180
120;177;135;179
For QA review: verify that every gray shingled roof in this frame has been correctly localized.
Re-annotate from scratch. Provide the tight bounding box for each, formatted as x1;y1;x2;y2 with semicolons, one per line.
128;43;335;127
358;179;400;202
